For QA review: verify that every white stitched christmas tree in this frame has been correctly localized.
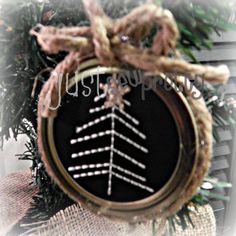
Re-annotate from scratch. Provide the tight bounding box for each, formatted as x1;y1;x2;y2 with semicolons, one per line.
69;76;153;195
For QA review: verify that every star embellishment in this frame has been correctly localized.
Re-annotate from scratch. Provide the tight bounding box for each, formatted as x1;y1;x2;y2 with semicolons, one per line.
100;75;130;110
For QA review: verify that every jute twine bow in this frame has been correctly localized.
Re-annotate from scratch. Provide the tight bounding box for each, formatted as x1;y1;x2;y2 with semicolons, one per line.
30;0;230;118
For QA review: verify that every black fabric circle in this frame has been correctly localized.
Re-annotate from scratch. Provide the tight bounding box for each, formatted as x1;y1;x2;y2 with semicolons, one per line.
53;75;180;202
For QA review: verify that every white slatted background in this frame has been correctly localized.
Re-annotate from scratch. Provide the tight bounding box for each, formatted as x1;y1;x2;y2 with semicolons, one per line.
193;30;236;236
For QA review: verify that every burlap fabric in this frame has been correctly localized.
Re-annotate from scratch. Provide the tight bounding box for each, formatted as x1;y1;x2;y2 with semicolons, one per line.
0;171;216;236
170;204;216;236
21;204;216;236
0;171;38;236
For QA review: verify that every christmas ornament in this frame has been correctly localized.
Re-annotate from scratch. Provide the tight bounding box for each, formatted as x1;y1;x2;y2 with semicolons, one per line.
33;0;230;222
38;58;209;221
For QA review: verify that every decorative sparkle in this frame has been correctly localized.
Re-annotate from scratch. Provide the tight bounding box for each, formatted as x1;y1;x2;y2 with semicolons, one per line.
202;182;214;190
121;35;129;43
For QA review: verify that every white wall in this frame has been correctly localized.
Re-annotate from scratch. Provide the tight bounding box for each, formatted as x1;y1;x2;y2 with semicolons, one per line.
0;135;31;177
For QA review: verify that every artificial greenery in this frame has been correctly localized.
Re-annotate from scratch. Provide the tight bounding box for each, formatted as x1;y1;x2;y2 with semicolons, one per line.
0;0;235;232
